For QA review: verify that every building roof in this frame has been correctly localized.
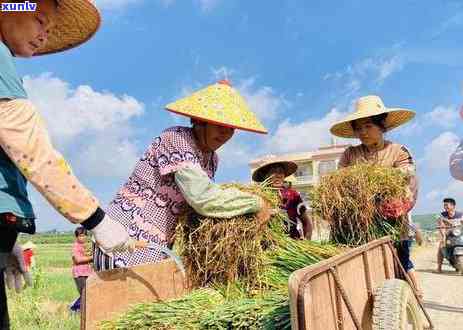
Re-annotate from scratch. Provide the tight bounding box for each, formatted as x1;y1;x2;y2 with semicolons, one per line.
249;144;350;167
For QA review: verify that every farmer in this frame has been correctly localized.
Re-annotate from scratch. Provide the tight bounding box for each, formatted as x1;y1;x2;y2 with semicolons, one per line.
93;80;273;270
0;1;136;327
252;160;313;239
435;198;463;273
330;95;423;298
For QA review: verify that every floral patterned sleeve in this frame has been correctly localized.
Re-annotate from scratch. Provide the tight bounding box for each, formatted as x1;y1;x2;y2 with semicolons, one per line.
0;99;99;223
174;165;262;218
450;141;463;181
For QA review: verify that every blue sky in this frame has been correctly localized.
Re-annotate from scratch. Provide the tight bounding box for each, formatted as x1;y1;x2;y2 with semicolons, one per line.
16;0;463;230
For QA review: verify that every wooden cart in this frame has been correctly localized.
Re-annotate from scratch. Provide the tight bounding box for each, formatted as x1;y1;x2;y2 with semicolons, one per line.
81;260;187;330
82;237;433;330
288;237;434;330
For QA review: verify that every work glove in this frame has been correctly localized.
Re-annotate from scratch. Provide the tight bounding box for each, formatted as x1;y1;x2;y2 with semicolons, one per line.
4;243;33;293
379;198;412;219
90;214;136;253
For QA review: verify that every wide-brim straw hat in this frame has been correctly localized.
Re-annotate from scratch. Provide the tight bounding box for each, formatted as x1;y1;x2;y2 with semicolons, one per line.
32;0;101;55
330;95;415;138
252;160;298;183
165;80;268;134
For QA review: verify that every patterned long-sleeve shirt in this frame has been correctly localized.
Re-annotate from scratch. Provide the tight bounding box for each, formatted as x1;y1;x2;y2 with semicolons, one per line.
95;126;261;269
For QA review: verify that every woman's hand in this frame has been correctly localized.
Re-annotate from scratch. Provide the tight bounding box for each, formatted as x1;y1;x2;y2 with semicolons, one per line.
255;198;273;223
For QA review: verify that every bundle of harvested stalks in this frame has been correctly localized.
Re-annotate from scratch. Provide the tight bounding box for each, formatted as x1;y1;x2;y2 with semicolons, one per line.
100;238;339;330
101;181;342;330
99;288;224;330
310;164;410;246
177;182;281;289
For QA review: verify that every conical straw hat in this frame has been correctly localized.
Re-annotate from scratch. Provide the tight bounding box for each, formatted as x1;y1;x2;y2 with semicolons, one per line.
30;0;101;55
165;80;268;134
252;160;298;182
330;95;415;138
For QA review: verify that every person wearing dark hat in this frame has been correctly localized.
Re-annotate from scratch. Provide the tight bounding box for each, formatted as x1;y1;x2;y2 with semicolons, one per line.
0;1;136;327
253;160;313;240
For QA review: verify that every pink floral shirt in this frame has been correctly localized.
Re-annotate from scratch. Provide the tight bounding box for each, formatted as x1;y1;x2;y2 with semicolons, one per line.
72;242;92;278
102;126;218;268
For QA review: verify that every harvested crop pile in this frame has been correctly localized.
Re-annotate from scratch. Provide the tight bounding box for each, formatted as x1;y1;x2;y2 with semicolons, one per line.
176;183;280;290
310;164;411;245
100;183;339;330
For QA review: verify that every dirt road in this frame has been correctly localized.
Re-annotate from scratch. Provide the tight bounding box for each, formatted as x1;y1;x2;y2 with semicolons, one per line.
414;243;463;330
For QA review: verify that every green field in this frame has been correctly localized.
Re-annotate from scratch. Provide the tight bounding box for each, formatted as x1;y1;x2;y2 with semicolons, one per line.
412;213;440;231
7;235;80;330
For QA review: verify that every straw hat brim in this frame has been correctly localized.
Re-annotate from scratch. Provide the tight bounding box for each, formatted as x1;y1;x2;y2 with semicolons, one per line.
35;0;101;56
252;161;298;182
330;108;415;139
166;108;268;134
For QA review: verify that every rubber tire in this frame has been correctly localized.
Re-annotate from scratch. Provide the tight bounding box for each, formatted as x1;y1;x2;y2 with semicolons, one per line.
372;279;424;330
456;256;463;275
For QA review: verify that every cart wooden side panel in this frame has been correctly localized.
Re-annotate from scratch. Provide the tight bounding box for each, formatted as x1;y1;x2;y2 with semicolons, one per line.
289;237;395;330
81;260;186;330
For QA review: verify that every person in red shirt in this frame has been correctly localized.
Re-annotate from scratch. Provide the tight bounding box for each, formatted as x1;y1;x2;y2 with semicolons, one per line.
71;227;93;311
253;161;313;239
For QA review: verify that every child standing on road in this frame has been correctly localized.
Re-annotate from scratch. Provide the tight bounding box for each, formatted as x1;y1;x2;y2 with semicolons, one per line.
71;227;93;311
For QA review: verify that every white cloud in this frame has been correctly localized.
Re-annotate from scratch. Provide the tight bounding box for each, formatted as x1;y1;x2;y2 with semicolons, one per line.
76;136;139;178
237;78;285;122
23;73;144;179
424;105;459;128
21;73;146;231
216;138;253;169
324;53;404;103
420;132;460;170
265;108;349;153
426;180;463;205
376;56;404;83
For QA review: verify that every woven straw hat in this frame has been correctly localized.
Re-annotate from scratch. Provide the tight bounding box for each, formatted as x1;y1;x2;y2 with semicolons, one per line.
26;0;101;55
330;95;415;138
252;160;298;183
165;80;268;134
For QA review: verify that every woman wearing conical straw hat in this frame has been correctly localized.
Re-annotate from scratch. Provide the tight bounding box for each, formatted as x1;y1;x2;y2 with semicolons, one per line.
0;1;136;326
93;80;272;271
330;95;423;299
252;160;313;240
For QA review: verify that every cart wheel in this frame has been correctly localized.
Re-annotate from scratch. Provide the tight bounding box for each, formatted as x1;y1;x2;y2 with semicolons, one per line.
372;279;423;330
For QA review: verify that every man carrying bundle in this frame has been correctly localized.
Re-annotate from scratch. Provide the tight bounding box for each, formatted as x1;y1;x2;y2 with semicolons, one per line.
252;160;313;240
330;95;422;299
